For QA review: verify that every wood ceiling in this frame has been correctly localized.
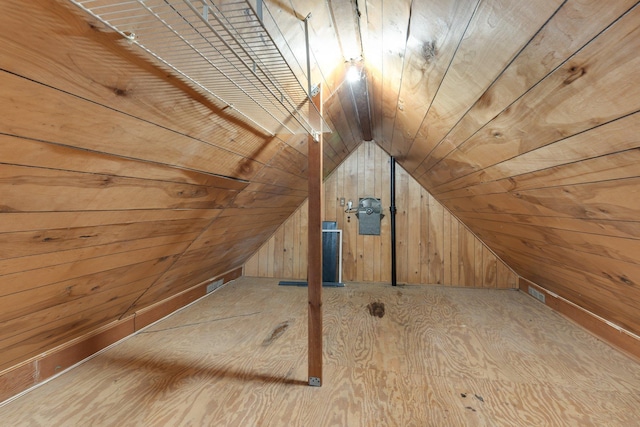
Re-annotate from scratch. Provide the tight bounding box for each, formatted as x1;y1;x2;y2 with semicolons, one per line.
355;0;640;336
1;0;639;390
259;0;640;340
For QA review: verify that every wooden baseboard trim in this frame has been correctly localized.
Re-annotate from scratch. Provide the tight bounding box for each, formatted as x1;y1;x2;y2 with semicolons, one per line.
0;267;243;404
134;284;207;331
0;317;134;404
0;361;37;404
135;267;242;330
519;278;640;361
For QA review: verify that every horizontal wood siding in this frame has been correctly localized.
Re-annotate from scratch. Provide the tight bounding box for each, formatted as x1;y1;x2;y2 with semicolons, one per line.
0;0;360;378
244;142;517;287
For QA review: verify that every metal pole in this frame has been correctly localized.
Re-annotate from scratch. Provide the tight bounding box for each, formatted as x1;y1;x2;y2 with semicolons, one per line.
390;157;397;286
304;13;312;99
256;0;263;22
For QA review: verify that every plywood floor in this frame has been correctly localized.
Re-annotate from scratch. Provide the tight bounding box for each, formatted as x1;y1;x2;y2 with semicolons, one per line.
1;277;639;426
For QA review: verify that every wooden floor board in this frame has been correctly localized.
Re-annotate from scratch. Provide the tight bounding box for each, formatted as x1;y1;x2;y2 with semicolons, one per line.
1;277;639;426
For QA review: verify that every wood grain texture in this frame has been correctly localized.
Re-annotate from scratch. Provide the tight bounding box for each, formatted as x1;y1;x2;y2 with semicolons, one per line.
389;0;479;161
307;90;323;383
377;1;640;354
244;142;517;288
0;269;240;400
0;0;357;379
521;278;640;361
3;0;640;417
402;0;563;170
422;5;640;189
413;0;638;177
2;277;639;425
0;362;36;404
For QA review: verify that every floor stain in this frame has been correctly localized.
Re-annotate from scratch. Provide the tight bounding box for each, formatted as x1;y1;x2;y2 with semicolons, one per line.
367;302;385;318
262;321;290;346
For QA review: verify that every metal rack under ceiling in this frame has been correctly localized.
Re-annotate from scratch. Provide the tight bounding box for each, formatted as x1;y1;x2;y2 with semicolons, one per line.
69;0;329;136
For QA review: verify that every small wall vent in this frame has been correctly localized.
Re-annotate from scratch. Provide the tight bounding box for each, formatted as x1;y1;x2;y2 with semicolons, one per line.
206;279;224;294
528;286;546;304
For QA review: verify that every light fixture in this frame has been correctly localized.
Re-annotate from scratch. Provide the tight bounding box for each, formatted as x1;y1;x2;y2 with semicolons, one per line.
347;65;361;83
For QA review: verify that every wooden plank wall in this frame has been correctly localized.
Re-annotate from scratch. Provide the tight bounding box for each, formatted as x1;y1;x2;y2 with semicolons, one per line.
0;0;361;389
245;142;517;288
360;1;640;337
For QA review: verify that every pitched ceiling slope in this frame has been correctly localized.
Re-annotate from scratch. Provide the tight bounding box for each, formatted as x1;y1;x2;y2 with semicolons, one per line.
0;0;361;372
358;0;640;336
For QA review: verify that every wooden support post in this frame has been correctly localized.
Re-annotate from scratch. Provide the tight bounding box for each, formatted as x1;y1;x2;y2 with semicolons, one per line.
308;85;323;387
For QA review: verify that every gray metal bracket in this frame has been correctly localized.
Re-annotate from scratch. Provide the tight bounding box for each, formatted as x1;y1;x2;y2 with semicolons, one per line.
309;376;321;387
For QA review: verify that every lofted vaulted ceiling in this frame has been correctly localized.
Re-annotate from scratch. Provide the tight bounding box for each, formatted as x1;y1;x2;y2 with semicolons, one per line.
1;0;639;375
249;0;640;338
326;0;640;337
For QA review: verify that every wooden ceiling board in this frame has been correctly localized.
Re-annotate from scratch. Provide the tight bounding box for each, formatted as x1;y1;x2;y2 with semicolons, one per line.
327;0;362;61
443;178;640;222
432;112;640;198
0;164;240;212
0;0;286;169
231;191;308;209
0;0;363;376
323;84;359;154
241;182;308;198
129;224;283;308
457;211;640;242
0;232;200;280
0;241;190;299
0;275;155;357
485;241;640;325
0;290;144;372
359;0;383;144
336;72;367;147
399;0;563;168
374;0;412;154
0;136;246;189
250;164;308;191
415;0;639;178
464;216;640;268
0;219;208;261
0;209;222;234
264;143;308;178
0;261;165;327
423;4;640;189
389;0;479;160
318;87;358;172
0;70;262;181
437;148;640;203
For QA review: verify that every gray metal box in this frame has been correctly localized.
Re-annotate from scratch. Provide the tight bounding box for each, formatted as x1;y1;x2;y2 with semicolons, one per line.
357;197;382;235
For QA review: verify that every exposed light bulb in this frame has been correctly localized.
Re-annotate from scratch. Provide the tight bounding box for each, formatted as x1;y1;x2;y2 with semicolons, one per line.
346;65;361;83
